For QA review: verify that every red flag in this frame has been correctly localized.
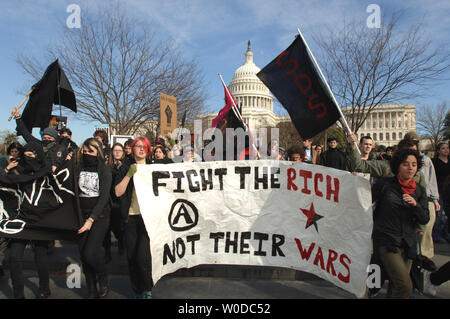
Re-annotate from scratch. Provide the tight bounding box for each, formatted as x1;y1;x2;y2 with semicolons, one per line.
212;82;237;128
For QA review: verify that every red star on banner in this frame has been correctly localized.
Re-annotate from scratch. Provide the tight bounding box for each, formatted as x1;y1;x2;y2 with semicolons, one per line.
300;203;323;232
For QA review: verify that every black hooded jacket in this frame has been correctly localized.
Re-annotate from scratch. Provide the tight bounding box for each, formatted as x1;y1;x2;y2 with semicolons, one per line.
15;117;67;168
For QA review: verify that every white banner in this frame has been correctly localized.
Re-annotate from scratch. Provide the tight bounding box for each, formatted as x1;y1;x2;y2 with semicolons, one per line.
134;160;373;298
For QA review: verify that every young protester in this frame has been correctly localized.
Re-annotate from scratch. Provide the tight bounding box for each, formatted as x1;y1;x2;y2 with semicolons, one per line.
377;146;393;161
424;174;450;296
93;130;110;163
359;136;375;160
2;142;23;174
400;133;440;262
152;144;173;164
287;145;305;162
6;142;23;162
59;127;79;153
12;107;66;172
312;144;323;164
319;137;349;170
0;142;55;299
431;141;450;243
302;139;313;163
105;143;126;259
72;138;112;298
123;139;134;166
115;137;153;299
371;148;429;298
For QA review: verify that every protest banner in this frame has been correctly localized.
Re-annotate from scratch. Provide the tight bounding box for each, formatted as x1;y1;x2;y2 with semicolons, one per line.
0;158;81;240
133;160;373;298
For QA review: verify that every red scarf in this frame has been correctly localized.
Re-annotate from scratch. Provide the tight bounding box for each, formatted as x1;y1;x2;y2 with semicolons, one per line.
397;176;416;194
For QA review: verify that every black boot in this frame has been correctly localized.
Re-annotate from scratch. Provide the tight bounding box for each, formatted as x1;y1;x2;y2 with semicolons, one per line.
97;272;109;298
86;275;98;299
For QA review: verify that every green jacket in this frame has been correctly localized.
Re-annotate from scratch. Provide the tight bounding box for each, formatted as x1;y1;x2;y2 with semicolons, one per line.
347;146;426;187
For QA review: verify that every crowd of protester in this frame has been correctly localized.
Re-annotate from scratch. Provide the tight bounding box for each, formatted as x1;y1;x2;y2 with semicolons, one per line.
0;109;448;299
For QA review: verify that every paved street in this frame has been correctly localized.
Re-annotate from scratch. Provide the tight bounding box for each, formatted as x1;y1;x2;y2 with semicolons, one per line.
0;241;449;299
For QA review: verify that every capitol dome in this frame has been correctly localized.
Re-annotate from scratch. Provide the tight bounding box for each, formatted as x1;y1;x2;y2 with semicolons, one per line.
228;41;274;113
197;41;289;133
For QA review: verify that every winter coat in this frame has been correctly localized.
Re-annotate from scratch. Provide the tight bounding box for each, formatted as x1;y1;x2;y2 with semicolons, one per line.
319;148;349;171
371;177;429;258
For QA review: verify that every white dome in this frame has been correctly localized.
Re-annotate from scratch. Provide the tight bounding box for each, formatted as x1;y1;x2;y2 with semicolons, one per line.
228;41;273;107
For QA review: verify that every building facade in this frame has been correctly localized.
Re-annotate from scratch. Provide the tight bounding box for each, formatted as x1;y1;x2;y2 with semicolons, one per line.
197;42;417;147
342;104;416;147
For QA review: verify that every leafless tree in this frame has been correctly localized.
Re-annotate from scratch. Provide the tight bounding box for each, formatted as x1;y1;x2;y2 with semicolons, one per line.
276;120;302;150
16;4;207;135
416;101;450;148
313;12;450;134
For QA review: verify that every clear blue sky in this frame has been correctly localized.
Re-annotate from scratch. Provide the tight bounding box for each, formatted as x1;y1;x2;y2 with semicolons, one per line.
1;0;449;145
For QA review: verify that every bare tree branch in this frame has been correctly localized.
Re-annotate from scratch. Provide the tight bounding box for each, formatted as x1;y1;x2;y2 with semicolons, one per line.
416;101;450;149
16;4;207;135
313;12;450;133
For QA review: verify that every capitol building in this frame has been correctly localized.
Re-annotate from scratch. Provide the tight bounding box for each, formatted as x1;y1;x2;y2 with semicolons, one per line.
197;41;290;134
198;41;417;147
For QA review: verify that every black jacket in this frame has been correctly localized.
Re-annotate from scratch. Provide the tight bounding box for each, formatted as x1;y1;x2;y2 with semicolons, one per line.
16;118;67;168
72;159;112;221
372;177;429;258
319;148;349;171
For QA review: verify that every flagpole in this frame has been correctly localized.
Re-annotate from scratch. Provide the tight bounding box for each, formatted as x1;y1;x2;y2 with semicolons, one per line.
218;73;261;159
56;60;63;130
218;73;245;123
8;89;33;121
296;27;360;154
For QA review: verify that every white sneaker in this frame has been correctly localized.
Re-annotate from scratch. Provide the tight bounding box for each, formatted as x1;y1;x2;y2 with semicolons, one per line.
424;271;437;296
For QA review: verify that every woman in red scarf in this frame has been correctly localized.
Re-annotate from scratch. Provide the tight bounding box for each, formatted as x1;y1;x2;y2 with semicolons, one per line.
371;148;430;298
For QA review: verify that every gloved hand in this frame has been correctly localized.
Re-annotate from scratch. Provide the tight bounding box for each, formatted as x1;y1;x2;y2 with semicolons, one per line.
126;164;137;178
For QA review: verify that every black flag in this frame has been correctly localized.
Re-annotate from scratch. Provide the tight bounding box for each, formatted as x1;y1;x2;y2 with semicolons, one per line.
21;59;76;132
257;36;341;139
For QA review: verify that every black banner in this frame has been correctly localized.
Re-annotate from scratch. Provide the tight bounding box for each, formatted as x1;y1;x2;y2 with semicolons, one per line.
0;159;81;241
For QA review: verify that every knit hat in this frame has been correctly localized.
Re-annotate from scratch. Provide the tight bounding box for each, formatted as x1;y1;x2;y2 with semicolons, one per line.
42;127;59;140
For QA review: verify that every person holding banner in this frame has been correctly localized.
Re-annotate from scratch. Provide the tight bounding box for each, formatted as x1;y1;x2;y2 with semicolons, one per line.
0;142;55;299
73;138;112;299
115;137;154;299
371;148;429;298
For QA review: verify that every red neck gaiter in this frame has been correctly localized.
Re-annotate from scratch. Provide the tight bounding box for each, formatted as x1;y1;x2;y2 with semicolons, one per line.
397;176;416;195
